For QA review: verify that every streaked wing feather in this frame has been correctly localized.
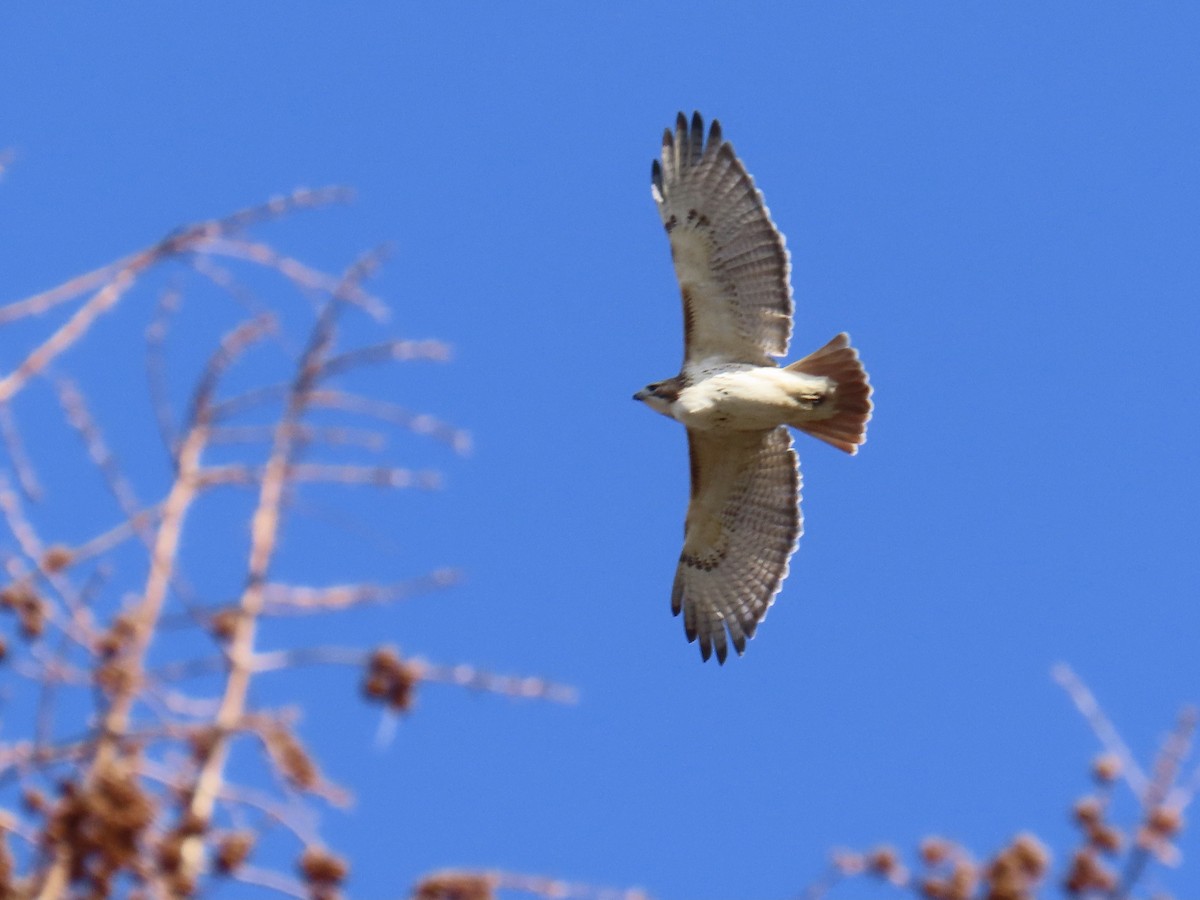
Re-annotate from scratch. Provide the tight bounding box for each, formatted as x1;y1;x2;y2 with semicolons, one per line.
673;427;801;663
652;112;792;366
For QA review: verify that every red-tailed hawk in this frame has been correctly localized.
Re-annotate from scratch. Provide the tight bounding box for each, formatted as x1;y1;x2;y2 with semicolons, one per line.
635;112;872;663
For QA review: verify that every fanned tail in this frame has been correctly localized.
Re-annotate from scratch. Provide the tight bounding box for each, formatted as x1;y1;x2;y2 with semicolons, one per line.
785;333;872;454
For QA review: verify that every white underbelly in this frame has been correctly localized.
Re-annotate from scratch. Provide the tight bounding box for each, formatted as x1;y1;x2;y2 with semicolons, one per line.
672;367;804;432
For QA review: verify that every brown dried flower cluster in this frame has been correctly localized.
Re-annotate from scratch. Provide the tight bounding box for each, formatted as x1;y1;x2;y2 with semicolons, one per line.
982;833;1049;900
299;845;349;900
913;837;977;900
262;722;322;792
0;581;45;638
214;830;255;874
412;871;495;900
40;766;156;896
363;645;422;712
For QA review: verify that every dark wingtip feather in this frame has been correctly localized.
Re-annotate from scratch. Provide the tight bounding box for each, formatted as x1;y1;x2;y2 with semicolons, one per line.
699;639;712;662
651;159;662;192
709;118;722;147
675;111;688;137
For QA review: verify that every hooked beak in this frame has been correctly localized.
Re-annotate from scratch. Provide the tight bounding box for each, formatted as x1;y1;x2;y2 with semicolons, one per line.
632;390;647;402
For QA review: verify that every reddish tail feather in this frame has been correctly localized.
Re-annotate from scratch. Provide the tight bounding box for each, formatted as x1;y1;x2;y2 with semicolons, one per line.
786;333;872;454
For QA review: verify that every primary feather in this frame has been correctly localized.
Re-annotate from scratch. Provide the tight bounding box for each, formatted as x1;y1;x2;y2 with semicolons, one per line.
652;111;793;366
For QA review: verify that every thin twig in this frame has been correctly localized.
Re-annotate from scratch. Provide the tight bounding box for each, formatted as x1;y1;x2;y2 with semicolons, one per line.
230;864;310;898
0;264;147;405
0;186;349;406
184;314;277;432
1053;663;1149;798
417;660;580;705
209;424;387;452
145;284;183;458
0;402;42;499
310;389;472;455
415;869;652;900
56;378;148;534
321;337;452;376
0;254;136;326
199;235;390;322
198;463;442;490
251;646;579;705
65;505;163;566
0;477;95;644
262;568;462;615
209;386;472;456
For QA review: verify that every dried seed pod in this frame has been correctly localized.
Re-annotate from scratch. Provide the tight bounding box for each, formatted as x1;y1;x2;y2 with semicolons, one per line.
1;584;46;639
209;607;240;641
1087;823;1123;854
865;845;906;885
299;845;348;892
264;726;319;791
215;831;255;874
41;545;73;573
1072;796;1103;828
1009;833;1049;878
1146;805;1184;839
412;871;495;900
95;614;137;658
1091;753;1121;784
362;646;421;712
1064;848;1115;895
919;836;953;867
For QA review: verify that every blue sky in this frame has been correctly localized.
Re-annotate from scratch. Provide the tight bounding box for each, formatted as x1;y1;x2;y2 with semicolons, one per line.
2;3;1199;898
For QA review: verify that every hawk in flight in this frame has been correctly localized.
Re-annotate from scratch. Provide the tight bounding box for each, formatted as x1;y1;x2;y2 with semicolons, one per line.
635;112;872;663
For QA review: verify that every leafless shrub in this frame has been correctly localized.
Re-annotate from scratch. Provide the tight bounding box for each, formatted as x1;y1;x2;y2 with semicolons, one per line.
0;187;596;897
803;664;1195;900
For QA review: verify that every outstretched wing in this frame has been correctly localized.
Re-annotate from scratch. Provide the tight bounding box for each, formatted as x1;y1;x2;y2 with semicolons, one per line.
652;111;793;367
673;427;801;663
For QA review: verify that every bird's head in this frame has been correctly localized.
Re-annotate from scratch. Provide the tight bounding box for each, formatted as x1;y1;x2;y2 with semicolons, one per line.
633;377;682;417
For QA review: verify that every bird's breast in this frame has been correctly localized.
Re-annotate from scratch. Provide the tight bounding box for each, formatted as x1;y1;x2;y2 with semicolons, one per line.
672;367;801;432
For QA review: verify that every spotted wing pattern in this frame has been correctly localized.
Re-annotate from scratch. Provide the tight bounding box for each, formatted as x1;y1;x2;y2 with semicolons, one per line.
673;426;801;663
652;112;793;367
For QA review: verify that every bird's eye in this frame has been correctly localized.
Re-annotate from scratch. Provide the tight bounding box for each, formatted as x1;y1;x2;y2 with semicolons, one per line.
647;383;660;393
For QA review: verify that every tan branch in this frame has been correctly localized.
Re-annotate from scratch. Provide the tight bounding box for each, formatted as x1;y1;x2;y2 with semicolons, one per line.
176;253;383;878
209;423;387;451
198;463;442;490
321;337;452;375
310;389;472;455
262;568;462;614
0;263;149;408
90;422;209;769
0;402;42;499
199;236;390;321
0;185;349;406
1053;663;1149;798
413;869;651;900
145;284;184;457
